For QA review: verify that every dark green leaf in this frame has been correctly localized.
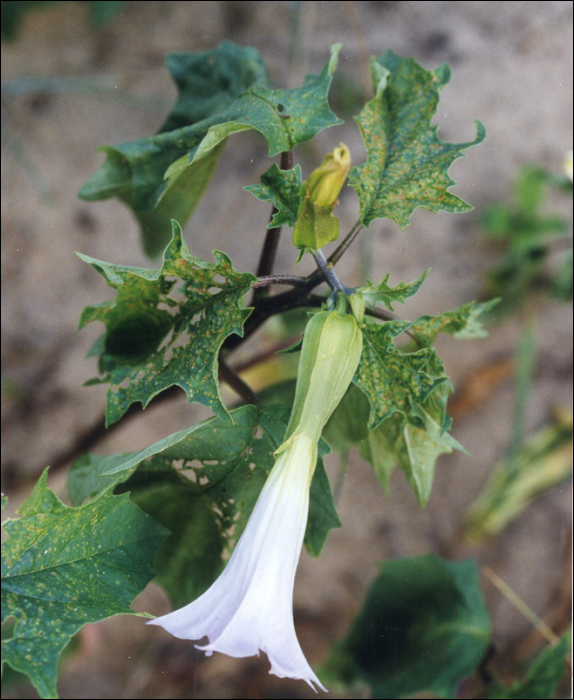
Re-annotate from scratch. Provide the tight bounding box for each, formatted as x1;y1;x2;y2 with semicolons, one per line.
244;163;303;228
357;269;429;311
1;470;165;699
67;405;340;609
487;632;571;699
190;43;343;161
158;44;268;133
320;554;491;698
79;42;342;255
78;220;255;426
353;320;448;430
349;51;485;229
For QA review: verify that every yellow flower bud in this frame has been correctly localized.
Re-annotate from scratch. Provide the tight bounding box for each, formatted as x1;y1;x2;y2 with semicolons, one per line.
307;143;351;207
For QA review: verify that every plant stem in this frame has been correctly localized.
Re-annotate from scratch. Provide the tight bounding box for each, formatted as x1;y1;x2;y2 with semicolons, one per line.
302;219;364;291
253;150;293;300
312;249;352;295
327;218;364;266
251;274;307;289
218;356;259;406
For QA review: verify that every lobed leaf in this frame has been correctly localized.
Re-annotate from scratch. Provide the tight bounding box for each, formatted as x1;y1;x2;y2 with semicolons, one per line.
244;163;303;228
357;269;429;311
78;220;255;426
67;404;340;609
349;50;485;229
411;298;499;345
79;41;342;255
1;471;165;699
353;320;448;430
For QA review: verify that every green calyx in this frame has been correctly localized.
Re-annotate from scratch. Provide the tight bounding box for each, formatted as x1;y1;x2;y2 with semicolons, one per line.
280;310;363;450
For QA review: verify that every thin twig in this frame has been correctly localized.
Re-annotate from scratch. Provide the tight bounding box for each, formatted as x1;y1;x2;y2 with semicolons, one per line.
251;274;307;289
328;219;364;266
218;356;259;406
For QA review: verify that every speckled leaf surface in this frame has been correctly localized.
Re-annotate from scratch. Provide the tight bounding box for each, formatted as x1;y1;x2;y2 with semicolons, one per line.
191;43;343;161
78;221;255;427
244;163;303;228
67;405;340;609
79;41;341;255
1;471;165;699
325;367;461;506
357;269;429;311
353;320;448;430
411;298;499;345
361;363;463;506
349;50;485;229
320;554;491;698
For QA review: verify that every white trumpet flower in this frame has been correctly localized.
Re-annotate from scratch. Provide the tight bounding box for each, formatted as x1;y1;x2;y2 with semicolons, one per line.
148;309;363;692
148;432;326;691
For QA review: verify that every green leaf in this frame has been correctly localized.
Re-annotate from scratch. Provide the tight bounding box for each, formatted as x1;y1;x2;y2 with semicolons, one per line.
487;632;570;699
191;43;343;161
78;42;268;256
78;220;255;426
324;351;460;507
1;470;165;699
354;320;448;430
357;269;429;311
323;383;371;456
411;298;499;345
349;51;485;229
244;163;303;228
67;405;340;609
360;357;462;506
79;42;342;255
320;554;491;698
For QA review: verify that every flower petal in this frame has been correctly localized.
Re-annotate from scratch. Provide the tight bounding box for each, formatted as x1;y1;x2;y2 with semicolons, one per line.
148;433;326;692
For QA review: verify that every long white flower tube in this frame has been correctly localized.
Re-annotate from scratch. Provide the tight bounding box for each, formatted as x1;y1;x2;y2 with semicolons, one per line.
148;432;324;690
148;309;363;691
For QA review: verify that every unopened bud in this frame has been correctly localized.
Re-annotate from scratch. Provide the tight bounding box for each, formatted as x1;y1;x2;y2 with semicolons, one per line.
307;143;351;208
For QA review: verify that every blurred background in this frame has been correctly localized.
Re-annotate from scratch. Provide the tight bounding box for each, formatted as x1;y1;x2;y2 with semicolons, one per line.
1;1;572;698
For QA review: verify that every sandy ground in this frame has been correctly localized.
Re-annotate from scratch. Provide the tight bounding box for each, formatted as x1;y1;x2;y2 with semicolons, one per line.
1;2;572;698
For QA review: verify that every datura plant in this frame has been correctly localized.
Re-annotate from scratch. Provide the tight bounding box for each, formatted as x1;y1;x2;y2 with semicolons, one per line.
3;42;507;699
